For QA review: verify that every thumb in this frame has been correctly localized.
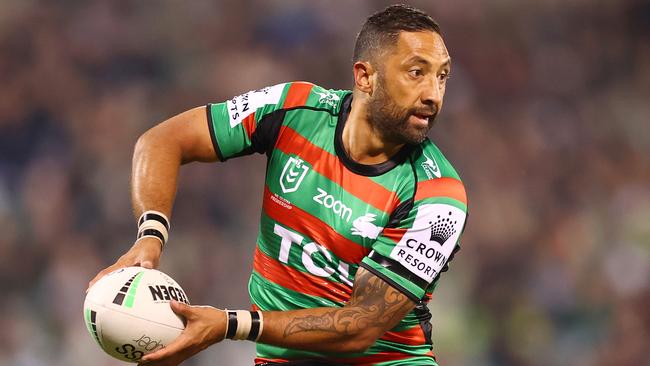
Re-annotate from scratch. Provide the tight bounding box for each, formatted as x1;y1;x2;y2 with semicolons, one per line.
170;300;192;317
140;260;154;269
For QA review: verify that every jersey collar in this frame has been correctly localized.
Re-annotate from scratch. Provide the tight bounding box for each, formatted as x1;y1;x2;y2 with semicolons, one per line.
334;93;414;177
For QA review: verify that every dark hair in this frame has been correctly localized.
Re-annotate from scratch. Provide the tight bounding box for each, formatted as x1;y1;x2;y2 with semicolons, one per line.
353;4;441;64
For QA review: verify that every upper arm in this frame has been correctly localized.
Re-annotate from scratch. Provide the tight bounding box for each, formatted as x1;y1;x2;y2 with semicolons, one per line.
141;106;219;163
142;81;313;164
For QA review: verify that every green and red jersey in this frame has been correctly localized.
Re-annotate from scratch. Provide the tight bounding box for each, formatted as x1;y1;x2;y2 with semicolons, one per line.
207;82;468;365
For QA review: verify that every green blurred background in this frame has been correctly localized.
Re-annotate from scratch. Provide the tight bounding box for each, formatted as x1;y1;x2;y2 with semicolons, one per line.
0;1;648;365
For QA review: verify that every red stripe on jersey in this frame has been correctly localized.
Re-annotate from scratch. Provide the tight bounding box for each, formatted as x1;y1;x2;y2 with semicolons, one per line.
253;247;351;302
282;82;313;108
263;186;369;264
242;112;257;139
380;325;426;346
381;227;408;243
275;126;400;213
414;177;467;205
254;358;289;365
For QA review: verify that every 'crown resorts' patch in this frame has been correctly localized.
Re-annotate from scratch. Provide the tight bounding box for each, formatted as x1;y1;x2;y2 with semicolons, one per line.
389;204;465;283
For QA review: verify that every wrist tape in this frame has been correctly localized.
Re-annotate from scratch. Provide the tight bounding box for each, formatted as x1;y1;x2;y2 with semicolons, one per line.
136;211;170;248
225;310;263;341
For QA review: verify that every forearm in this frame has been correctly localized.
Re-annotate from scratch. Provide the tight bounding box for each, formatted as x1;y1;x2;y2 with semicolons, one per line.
131;127;182;218
131;106;216;218
258;305;380;353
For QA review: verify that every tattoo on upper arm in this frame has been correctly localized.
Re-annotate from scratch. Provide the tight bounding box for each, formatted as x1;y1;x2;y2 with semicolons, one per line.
283;268;414;337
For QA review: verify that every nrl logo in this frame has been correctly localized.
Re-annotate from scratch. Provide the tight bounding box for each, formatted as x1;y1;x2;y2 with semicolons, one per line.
422;153;441;179
280;157;309;193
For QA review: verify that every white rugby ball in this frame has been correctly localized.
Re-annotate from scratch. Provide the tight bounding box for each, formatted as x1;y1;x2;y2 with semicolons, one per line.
83;267;190;363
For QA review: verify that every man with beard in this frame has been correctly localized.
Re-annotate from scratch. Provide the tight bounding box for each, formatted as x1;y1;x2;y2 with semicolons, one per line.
89;4;467;366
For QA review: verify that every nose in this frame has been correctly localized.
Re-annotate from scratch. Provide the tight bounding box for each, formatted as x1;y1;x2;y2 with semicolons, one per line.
421;76;443;109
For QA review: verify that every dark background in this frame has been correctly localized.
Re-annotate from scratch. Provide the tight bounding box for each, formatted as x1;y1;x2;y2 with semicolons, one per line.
0;1;648;365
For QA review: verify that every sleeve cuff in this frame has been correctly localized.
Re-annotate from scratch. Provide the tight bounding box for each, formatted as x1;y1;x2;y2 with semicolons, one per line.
205;104;225;161
360;254;426;302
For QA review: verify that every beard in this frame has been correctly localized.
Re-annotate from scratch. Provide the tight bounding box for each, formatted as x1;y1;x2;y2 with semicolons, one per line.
366;80;437;145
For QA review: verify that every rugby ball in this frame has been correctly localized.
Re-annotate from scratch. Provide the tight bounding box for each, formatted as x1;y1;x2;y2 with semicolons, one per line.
83;267;190;363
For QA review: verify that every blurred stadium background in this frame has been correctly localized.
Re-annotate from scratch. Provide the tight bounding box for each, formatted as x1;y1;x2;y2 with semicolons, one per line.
0;0;648;365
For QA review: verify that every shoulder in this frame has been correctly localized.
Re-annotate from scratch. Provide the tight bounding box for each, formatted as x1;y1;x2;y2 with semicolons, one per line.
409;139;467;207
410;139;461;181
217;81;350;128
278;81;351;113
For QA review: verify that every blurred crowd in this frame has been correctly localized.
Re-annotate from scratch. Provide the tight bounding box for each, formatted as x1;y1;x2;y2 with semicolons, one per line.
0;1;648;365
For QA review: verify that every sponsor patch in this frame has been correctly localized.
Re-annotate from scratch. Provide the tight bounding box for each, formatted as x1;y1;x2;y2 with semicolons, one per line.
313;187;352;222
389;204;465;283
226;83;285;127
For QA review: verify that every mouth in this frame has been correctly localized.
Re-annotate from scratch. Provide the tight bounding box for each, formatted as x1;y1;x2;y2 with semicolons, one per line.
410;113;434;128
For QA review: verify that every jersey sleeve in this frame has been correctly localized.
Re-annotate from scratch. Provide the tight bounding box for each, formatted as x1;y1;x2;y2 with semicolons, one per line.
361;177;468;301
206;82;314;160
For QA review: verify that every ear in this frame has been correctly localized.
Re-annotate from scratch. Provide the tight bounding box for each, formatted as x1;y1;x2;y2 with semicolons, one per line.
353;61;376;96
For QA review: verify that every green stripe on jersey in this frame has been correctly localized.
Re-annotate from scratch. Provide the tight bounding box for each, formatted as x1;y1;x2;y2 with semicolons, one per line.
282;108;338;156
249;271;343;310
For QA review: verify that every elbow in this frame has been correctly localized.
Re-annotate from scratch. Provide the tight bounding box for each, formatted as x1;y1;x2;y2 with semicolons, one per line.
134;126;182;162
339;330;380;353
134;128;158;156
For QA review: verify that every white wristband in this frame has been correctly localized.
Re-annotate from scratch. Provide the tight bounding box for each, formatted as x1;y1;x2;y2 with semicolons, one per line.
137;210;170;247
225;310;263;341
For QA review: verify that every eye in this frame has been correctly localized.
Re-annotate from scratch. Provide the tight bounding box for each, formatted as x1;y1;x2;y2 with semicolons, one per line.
408;69;423;78
438;71;450;83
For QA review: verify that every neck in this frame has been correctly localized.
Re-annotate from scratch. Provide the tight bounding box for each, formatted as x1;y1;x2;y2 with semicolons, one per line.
342;95;404;164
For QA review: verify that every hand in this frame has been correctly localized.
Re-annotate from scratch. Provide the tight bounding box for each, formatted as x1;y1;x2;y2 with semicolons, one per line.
139;300;227;366
87;237;163;291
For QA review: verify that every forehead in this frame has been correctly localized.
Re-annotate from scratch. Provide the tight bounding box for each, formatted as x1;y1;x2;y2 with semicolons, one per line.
390;31;450;65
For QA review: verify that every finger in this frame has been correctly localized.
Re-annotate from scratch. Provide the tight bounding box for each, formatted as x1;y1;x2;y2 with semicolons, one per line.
140;259;155;269
87;264;120;292
135;240;161;269
140;333;192;362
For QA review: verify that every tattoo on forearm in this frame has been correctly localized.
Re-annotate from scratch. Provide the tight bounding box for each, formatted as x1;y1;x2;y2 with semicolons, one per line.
283;269;413;337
